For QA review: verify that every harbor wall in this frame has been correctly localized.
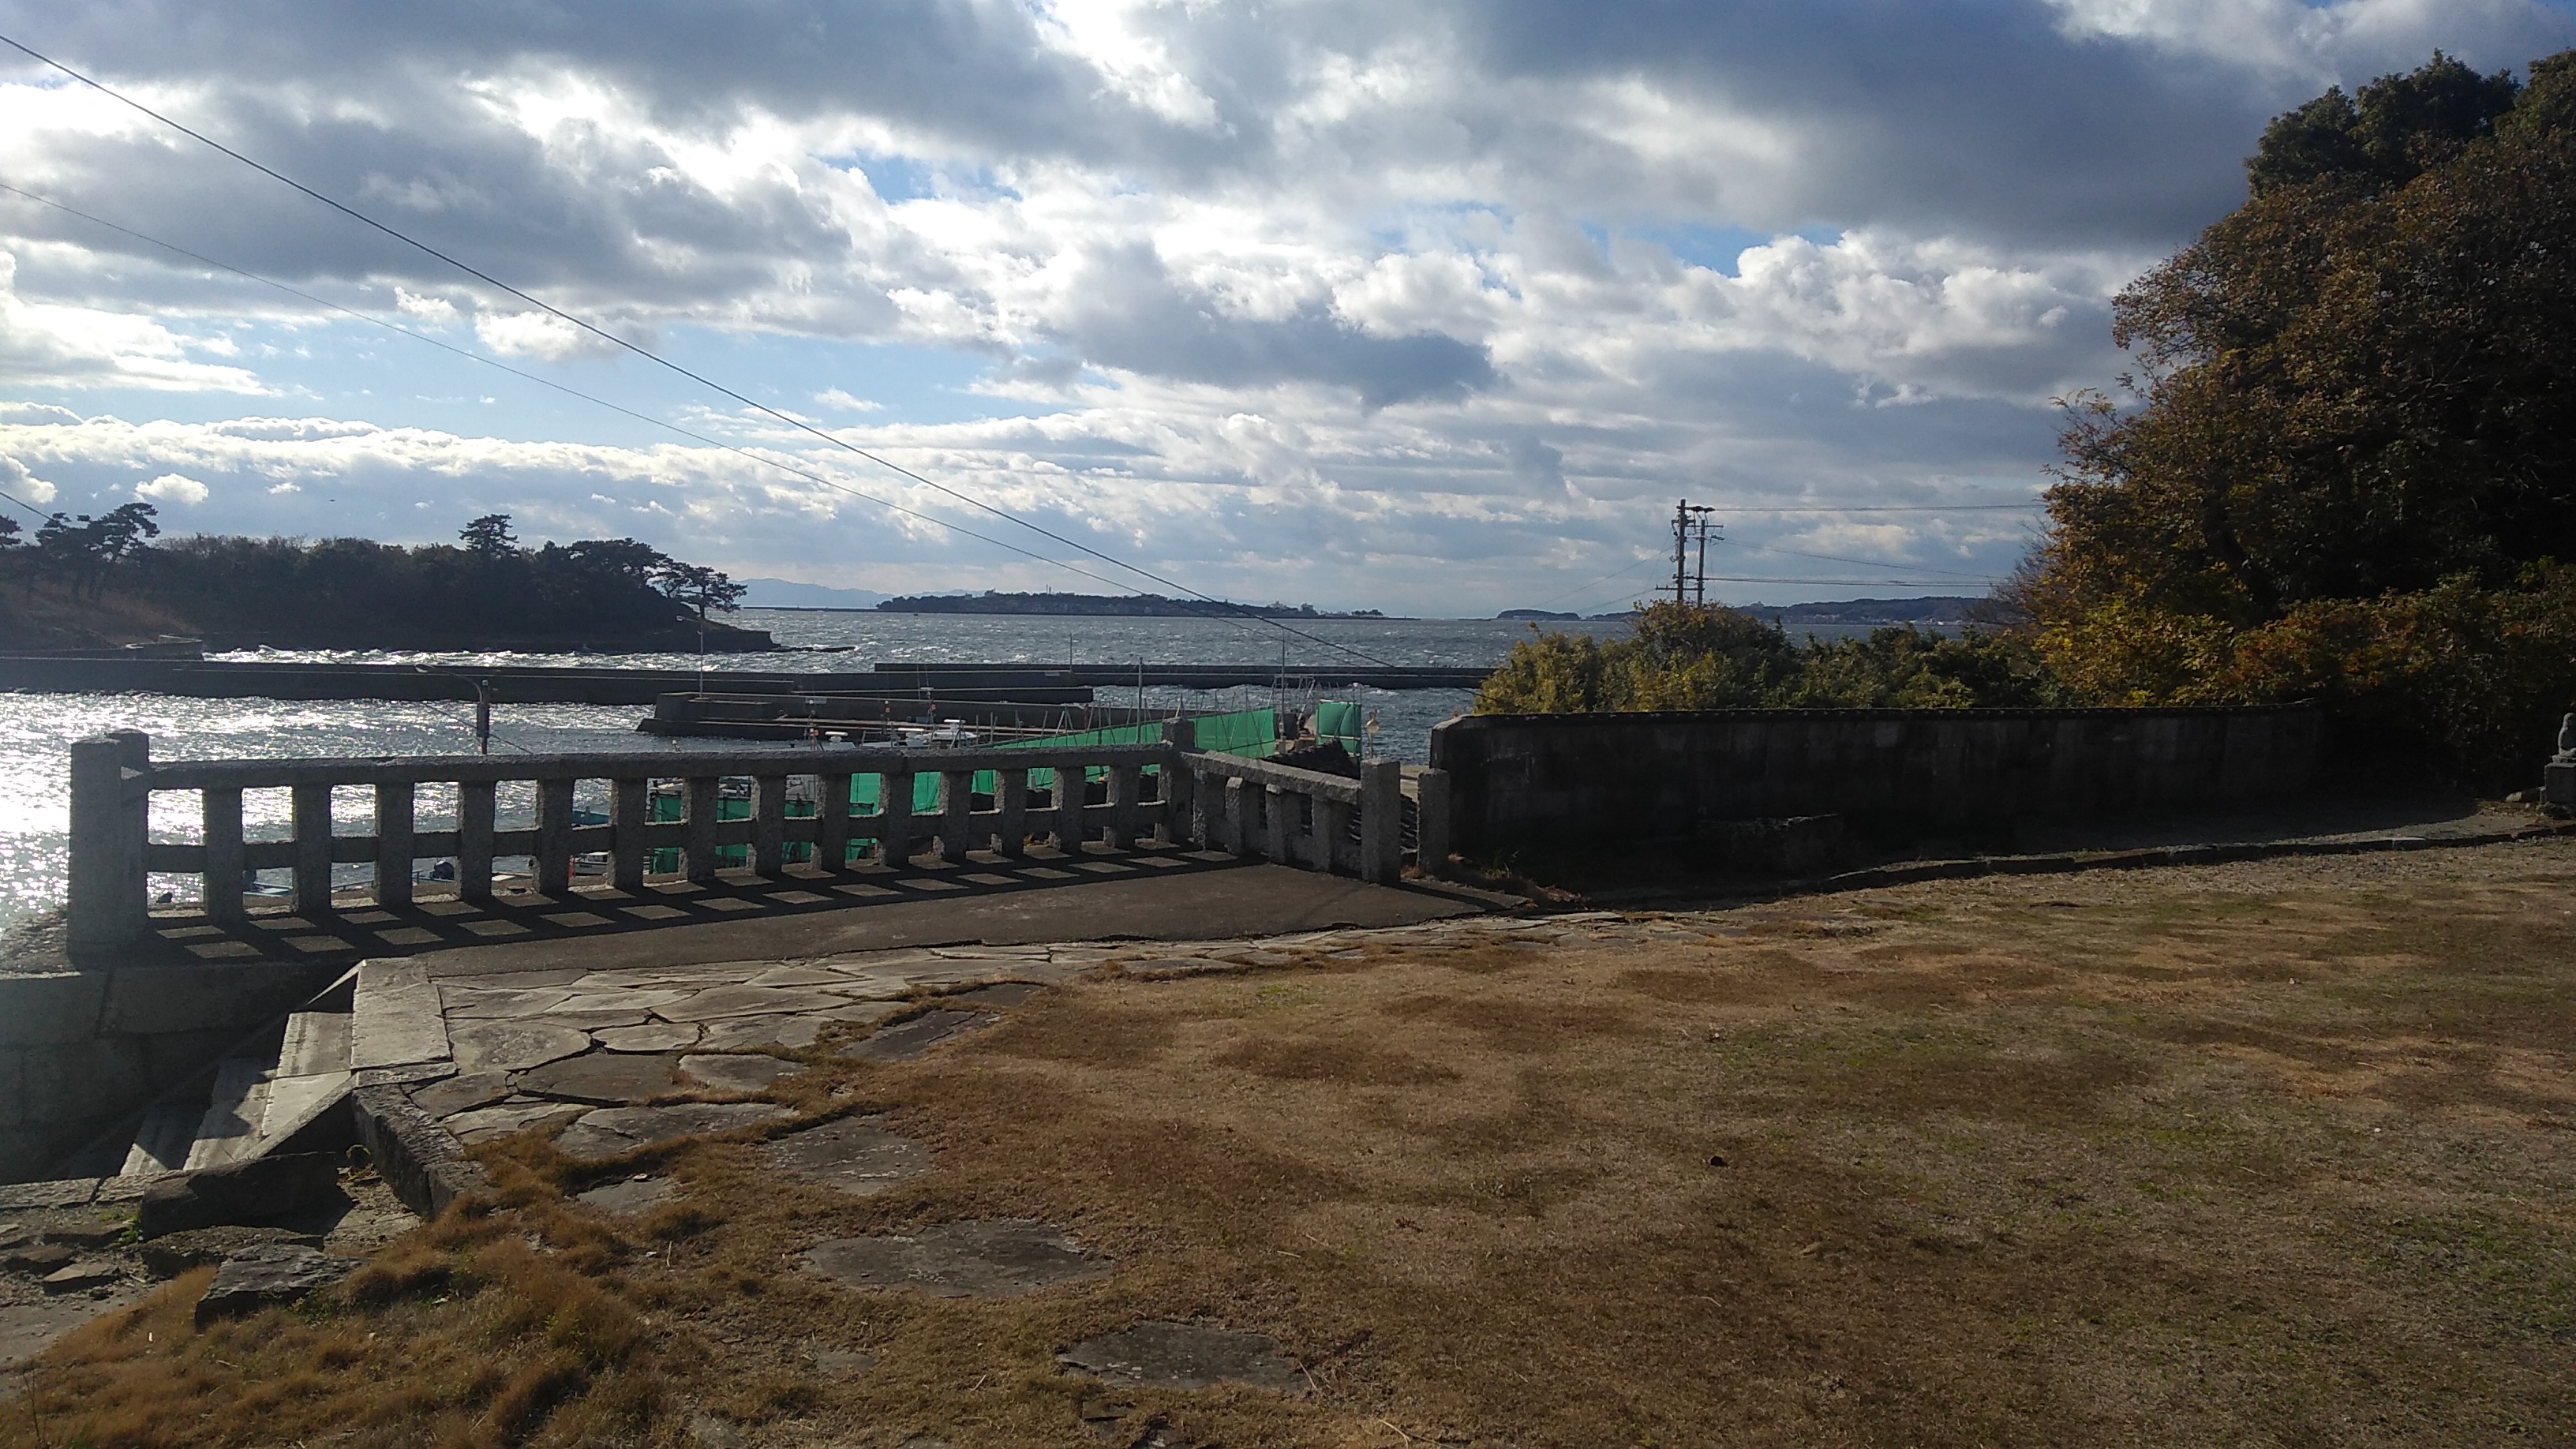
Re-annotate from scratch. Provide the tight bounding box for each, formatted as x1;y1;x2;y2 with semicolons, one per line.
1428;704;2323;857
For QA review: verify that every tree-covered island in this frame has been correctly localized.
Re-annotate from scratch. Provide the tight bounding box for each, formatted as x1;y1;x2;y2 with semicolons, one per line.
0;511;766;652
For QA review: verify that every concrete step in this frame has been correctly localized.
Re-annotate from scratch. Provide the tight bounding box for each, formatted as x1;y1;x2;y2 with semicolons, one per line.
56;969;359;1187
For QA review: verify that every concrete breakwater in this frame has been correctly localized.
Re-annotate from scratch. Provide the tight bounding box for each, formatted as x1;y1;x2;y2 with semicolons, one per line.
0;656;1488;702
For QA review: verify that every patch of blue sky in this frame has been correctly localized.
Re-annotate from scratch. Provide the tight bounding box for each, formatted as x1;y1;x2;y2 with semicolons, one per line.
1600;223;1845;275
822;152;1021;204
4;315;1061;447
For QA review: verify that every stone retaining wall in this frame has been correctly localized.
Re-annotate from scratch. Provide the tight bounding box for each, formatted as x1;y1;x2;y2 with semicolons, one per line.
1430;704;2323;857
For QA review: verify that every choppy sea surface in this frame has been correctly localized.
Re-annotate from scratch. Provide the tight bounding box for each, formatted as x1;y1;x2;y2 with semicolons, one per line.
3;611;1690;928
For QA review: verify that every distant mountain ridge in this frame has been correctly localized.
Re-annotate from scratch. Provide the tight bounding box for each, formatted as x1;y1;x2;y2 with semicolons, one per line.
735;578;893;609
1496;595;1991;625
873;590;1383;619
1747;595;1987;626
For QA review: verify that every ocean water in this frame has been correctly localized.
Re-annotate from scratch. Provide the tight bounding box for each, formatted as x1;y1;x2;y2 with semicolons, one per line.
0;612;1656;929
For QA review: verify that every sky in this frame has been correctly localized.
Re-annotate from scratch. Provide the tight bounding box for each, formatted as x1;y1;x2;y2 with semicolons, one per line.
0;1;2570;616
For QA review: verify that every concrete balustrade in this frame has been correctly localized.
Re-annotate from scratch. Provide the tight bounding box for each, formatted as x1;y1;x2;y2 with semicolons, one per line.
64;721;1424;964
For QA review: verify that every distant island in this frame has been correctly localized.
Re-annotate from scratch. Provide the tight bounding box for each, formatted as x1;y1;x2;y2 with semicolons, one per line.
0;510;773;653
1496;595;1989;626
1747;595;1988;627
875;590;1385;619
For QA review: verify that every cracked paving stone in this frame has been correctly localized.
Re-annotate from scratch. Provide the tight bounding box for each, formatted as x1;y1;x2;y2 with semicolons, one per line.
943;981;1043;1009
440;1099;587;1145
677;1054;801;1095
575;1176;677;1216
1058;1321;1305;1393
552;1102;793;1163
447;1020;593;1074
407;1072;512;1118
517;1051;683;1106
837;1009;998;1062
695;1015;827;1053
802;1219;1110;1298
594;1021;702;1052
655;986;856;1021
762;1116;931;1196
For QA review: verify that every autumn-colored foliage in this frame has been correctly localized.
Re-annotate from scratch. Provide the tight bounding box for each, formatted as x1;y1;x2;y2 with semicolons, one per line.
1474;601;2061;714
2020;50;2576;783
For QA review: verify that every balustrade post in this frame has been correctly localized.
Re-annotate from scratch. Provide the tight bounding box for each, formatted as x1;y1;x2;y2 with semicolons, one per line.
878;770;915;867
683;777;721;883
1189;762;1217;849
752;774;789;876
1161;721;1195;846
938;769;974;859
1359;759;1401;884
610;777;650;890
1107;766;1140;851
535;777;576;895
375;781;416;908
818;773;853;871
1415;767;1451;878
292;782;335;913
996;768;1028;858
458;781;496;902
1050;763;1081;851
66;732;149;960
1222;776;1250;857
201;785;246;922
1263;783;1292;864
1317;796;1352;874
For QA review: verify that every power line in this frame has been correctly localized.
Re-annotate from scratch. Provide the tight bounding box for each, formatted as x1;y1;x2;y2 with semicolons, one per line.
1701;503;2042;513
0;31;1400;670
1702;574;1995;586
0;183;1420;673
0;178;1319;650
1725;538;2001;582
0;486;52;522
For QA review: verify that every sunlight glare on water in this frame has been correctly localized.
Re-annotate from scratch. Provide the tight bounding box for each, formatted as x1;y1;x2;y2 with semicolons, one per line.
0;611;1693;928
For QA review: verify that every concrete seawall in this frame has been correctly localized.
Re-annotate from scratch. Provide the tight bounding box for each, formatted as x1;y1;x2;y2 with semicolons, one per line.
1430;704;2323;856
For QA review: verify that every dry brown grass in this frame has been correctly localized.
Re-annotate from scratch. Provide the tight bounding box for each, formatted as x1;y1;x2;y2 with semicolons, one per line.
12;839;2576;1447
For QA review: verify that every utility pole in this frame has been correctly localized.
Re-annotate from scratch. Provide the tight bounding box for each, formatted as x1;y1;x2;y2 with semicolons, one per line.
1666;500;1718;606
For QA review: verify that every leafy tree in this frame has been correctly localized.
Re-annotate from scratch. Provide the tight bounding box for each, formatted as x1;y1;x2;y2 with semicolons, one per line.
459;513;518;558
560;537;668;582
651;560;747;623
30;502;159;599
2248;54;2519;195
2024;49;2576;781
1475;604;2059;714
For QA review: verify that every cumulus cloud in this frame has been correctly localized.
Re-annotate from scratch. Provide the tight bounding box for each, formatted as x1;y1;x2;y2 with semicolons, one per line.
474;310;613;361
0;252;264;393
0;452;56;505
0;1;2564;606
134;471;209;504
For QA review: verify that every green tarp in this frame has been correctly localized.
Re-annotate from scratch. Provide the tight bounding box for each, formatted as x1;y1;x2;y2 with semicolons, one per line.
648;706;1298;869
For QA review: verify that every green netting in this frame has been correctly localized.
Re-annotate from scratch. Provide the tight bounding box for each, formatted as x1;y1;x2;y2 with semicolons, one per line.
642;706;1299;871
1313;699;1364;754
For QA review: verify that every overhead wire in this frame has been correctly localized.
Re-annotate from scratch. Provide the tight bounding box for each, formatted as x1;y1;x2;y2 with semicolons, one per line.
0;177;1327;657
0;32;1402;670
1723;538;2001;582
1701;503;2043;513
